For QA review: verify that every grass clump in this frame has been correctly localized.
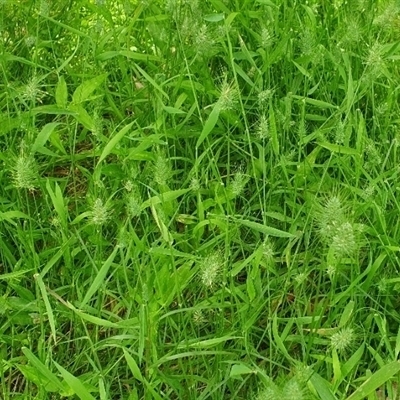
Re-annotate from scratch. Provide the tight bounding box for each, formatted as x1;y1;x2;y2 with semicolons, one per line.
2;0;400;399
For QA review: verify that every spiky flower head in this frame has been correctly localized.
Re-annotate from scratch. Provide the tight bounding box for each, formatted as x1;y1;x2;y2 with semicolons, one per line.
262;237;275;264
90;198;109;226
330;327;355;352
256;380;281;400
20;76;46;104
229;167;248;197
154;152;172;186
126;190;142;218
260;27;275;48
315;195;346;241
199;251;224;289
282;379;305;400
255;114;269;140
331;221;357;257
11;143;38;191
217;80;238;112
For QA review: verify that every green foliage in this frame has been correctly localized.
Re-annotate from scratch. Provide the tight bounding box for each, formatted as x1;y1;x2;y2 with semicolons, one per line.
1;0;400;398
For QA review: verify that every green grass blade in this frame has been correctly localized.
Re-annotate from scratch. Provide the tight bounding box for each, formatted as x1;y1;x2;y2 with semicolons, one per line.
34;274;57;342
54;362;96;400
21;348;65;392
196;104;220;148
97;122;135;165
345;361;400;400
80;246;118;307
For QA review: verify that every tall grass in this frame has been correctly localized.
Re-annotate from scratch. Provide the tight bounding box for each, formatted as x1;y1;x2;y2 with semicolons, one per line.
1;0;400;399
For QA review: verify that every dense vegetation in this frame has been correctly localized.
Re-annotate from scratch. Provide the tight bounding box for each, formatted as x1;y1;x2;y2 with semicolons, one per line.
1;0;400;399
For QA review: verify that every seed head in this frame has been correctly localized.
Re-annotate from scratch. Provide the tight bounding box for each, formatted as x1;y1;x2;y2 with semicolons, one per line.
256;381;281;400
90;198;109;226
230;168;248;197
154;153;172;186
126;191;142;218
282;379;305;400
255;114;269;140
217;80;238;112
331;222;357;257
330;327;355;352
11;150;38;191
199;251;224;289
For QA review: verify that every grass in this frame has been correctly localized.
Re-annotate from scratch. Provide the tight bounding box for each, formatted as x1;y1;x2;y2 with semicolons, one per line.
1;0;400;398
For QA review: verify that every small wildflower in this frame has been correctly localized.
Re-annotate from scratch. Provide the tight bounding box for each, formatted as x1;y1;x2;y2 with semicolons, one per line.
91;111;103;137
362;184;375;200
316;195;346;241
90;198;109;226
330;327;355;352
199;251;224;289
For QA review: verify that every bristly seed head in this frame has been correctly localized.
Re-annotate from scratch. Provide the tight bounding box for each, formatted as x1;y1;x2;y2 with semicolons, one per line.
90;198;110;226
11;143;38;191
330;327;355;352
199;251;224;289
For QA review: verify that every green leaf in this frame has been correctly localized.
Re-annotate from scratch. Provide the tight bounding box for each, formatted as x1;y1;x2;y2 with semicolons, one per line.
54;362;96;400
97;122;135;165
22;348;65;393
196;104;220;148
339;300;355;328
204;13;225;22
32;123;60;155
269;100;279;156
34;274;56;342
234;218;295;238
72;74;107;104
134;63;169;99
318;141;359;156
46;180;67;228
345;361;400;400
293;95;338;109
229;363;254;377
310;372;338;400
96;50;160;62
123;349;143;382
56;76;68;108
80;247;118;307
